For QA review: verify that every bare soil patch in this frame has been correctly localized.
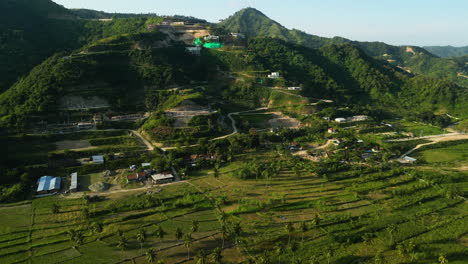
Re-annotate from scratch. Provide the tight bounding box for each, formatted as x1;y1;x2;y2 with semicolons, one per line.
55;140;92;150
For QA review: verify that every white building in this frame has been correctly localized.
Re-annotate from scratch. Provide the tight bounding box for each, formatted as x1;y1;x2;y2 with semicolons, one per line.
287;87;302;91
350;115;370;122
204;35;220;42
268;72;280;79
151;173;174;184
335;118;347;123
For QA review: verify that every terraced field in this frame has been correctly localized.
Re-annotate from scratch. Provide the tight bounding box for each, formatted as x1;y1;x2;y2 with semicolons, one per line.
0;150;466;263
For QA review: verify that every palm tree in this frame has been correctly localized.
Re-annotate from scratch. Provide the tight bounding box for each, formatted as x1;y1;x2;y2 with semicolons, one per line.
51;203;60;214
196;249;208;264
90;222;103;234
183;233;193;260
191;220;199;233
231;221;242;247
284;222;295;246
67;229;84;248
155;225;166;251
137;228;146;253
300;221;308;243
175;227;183;241
146;248;156;263
117;235;128;251
438;255;448;264
220;223;228;248
274;242;285;264
211;247;223;264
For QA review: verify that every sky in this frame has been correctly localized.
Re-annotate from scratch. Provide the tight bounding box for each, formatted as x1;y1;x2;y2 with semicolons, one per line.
53;0;468;47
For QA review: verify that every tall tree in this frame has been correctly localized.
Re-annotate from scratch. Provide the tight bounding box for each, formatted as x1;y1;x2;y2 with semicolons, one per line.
183;233;193;260
146;248;156;263
196;249;208;264
117;235;128;251
175;227;184;241
137;228;147;254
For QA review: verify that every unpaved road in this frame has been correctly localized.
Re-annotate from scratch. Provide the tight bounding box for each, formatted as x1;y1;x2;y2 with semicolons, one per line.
131;130;154;151
398;133;468;159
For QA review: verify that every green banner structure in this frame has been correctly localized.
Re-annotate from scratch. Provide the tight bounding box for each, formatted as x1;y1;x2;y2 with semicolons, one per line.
194;38;203;46
203;42;224;49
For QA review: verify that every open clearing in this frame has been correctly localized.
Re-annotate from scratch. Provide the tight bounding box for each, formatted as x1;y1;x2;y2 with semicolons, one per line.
55;140;92;150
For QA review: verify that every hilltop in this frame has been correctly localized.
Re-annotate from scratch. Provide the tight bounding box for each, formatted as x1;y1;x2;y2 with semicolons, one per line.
220;8;468;87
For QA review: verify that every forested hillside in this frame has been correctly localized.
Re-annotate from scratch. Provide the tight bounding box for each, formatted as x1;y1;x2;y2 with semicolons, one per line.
220;8;468;87
0;0;165;93
424;45;468;58
0;32;211;128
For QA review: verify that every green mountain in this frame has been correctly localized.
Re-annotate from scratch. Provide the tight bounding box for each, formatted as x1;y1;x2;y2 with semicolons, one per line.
0;0;83;92
219;8;468;87
424;45;468;58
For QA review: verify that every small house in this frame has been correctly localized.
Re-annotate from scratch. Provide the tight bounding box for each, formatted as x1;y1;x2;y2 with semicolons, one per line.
335;118;347;123
141;163;151;169
400;156;417;164
268;72;280;79
70;172;78;192
289;142;301;151
127;171;147;183
287;87;301;91
92;155;105;165
350;115;370;122
328;128;337;134
151;173;174;184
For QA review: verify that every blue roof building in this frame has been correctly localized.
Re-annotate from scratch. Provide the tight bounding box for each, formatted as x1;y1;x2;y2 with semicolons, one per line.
37;176;61;193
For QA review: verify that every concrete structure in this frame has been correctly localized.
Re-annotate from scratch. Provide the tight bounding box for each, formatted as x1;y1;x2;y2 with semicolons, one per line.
37;176;61;194
111;114;143;121
151;173;174;184
268;72;280;79
92;155;105;165
204;35;220;42
171;21;185;26
141;163;151;168
231;32;245;39
70;172;78;192
77;122;94;130
335;118;347;123
186;46;202;55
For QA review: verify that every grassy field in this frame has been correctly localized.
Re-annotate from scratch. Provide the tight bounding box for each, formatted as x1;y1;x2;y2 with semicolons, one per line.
388;120;445;136
416;142;468;164
236;113;274;129
0;149;467;263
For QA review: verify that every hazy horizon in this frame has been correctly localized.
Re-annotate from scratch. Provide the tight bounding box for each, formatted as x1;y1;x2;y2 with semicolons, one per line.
54;0;468;47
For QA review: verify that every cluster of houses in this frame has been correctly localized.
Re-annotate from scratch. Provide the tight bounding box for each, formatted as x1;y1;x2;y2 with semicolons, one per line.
111;114;144;121
126;163;175;185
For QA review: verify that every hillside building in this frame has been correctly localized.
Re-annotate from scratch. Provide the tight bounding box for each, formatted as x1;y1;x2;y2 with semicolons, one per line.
92;155;105;165
335;118;347;123
37;176;61;194
70;172;78;192
151;173;174;184
268;72;280;79
287;87;302;91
